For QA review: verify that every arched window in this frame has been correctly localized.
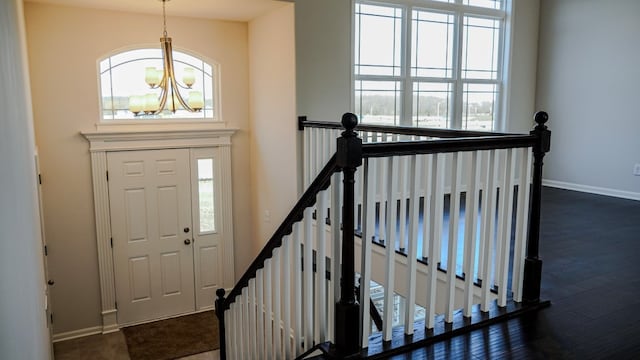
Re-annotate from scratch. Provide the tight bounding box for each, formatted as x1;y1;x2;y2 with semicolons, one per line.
99;48;219;121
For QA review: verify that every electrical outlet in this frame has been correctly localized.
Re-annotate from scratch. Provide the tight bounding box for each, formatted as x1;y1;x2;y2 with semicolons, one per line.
634;163;640;176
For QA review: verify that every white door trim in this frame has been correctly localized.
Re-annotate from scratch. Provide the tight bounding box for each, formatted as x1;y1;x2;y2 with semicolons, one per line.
82;128;236;333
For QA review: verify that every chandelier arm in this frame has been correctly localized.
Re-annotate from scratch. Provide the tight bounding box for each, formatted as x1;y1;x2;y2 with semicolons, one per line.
155;35;195;113
175;82;193;90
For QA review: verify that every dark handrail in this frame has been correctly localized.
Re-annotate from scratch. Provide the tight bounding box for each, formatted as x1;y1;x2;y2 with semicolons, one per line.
362;134;537;158
220;154;340;309
299;116;511;138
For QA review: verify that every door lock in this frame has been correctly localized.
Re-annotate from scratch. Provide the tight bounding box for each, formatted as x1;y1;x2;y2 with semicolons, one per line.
184;239;191;245
183;227;190;233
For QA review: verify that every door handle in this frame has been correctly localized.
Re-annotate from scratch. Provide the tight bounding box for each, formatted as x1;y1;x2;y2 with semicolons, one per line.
184;239;191;245
48;280;55;286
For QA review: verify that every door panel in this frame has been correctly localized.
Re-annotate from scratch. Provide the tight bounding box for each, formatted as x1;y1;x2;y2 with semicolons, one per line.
108;149;195;325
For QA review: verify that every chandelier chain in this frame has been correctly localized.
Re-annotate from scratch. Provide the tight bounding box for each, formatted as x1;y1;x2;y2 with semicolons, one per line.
162;0;168;38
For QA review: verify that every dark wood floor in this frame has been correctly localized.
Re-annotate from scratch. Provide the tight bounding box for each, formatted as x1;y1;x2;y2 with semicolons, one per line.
392;186;640;359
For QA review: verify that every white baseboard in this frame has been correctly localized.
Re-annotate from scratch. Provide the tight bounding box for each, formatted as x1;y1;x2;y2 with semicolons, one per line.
543;179;640;201
52;326;104;343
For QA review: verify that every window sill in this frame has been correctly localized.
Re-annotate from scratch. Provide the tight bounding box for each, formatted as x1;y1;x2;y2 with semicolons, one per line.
94;119;226;133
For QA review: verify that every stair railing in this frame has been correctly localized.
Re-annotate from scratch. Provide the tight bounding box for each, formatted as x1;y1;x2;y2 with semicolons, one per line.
217;112;550;359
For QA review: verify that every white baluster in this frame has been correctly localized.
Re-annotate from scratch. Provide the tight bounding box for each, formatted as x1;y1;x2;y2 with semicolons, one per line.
497;148;516;307
379;156;389;246
282;236;292;359
234;299;242;359
249;279;257;359
316;191;328;342
242;287;249;360
383;156;398;341
360;158;377;347
512;148;533;302
304;128;311;188
227;305;235;360
445;152;462;323
404;155;420;334
314;128;322;181
494;150;507;297
273;248;282;358
303;208;314;350
264;259;273;360
398;156;408;252
256;268;264;359
330;174;342;343
293;222;303;356
421;155;434;260
426;153;445;329
480;150;498;312
463;151;481;317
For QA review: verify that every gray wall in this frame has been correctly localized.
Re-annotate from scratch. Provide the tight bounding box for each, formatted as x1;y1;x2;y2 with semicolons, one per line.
537;0;640;198
295;0;352;122
0;0;51;358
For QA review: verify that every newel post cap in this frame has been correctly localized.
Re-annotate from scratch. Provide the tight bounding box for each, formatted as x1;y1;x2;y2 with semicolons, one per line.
337;113;362;168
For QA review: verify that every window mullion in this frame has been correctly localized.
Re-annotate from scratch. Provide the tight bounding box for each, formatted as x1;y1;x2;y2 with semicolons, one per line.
401;6;413;127
452;12;464;129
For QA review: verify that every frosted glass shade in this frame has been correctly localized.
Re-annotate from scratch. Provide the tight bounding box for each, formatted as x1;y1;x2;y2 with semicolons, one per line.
128;95;144;114
183;68;196;88
188;91;204;110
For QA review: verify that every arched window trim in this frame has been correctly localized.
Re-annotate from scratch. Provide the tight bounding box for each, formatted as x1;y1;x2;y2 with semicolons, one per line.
97;44;222;126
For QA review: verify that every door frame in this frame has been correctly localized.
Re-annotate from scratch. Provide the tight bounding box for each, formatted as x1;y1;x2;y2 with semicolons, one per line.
82;128;236;333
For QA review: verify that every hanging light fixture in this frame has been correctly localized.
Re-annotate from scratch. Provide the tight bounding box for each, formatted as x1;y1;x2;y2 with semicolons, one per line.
128;0;204;116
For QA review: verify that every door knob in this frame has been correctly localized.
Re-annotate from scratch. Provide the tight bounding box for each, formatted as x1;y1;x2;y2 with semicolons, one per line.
47;280;55;286
184;239;191;245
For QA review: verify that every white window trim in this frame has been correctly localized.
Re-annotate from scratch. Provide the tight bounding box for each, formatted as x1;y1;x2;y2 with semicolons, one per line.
351;0;514;132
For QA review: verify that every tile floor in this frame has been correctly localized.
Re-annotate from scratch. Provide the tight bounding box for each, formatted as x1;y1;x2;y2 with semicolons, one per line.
53;331;220;360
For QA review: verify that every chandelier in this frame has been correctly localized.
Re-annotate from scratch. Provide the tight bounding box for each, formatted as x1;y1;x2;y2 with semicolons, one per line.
128;0;204;116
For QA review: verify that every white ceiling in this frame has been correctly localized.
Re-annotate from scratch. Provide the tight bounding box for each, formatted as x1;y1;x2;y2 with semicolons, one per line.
24;0;290;21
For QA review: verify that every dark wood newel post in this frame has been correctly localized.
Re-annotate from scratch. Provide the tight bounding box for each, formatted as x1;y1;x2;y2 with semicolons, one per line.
523;111;551;304
215;289;227;360
335;113;363;356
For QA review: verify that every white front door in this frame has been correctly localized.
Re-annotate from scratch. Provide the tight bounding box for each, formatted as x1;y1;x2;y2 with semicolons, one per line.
108;149;195;325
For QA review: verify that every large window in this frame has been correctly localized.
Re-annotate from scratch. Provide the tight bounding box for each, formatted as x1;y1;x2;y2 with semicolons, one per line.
354;0;507;131
99;48;219;121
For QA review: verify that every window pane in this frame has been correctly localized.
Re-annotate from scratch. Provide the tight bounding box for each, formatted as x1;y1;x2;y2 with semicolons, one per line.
355;4;403;76
464;0;502;10
197;158;215;233
411;11;455;78
462;16;501;80
462;83;498;131
99;49;216;121
355;80;402;126
413;82;452;128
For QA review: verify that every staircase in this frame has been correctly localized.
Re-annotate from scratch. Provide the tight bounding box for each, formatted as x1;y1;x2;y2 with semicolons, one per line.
215;112;551;359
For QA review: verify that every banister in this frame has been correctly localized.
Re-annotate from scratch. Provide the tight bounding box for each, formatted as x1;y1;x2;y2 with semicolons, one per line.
299;116;511;138
362;134;537;158
221;153;339;309
219;111;550;359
